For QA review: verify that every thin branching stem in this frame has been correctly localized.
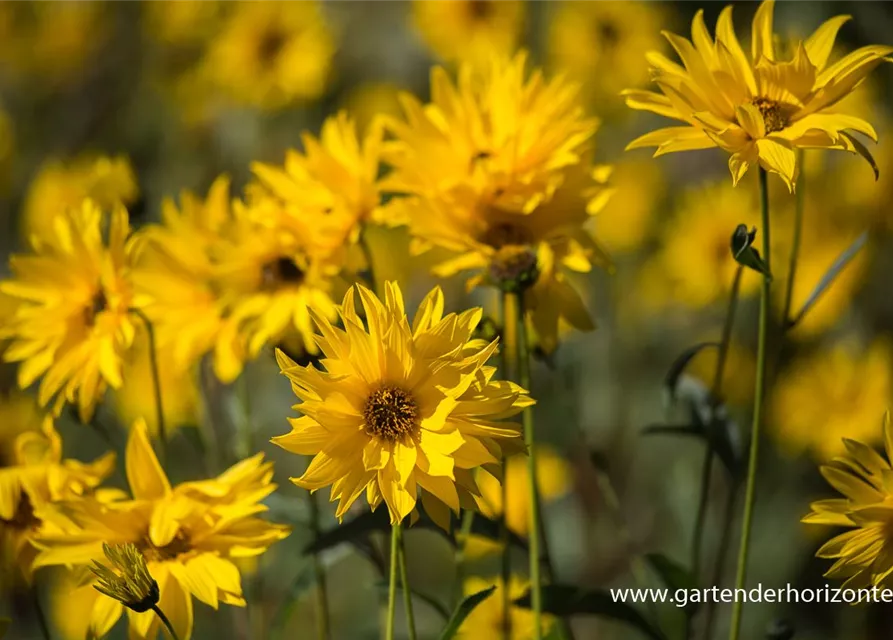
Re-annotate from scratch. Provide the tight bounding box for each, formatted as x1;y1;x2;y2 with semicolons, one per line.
729;167;771;640
152;604;181;640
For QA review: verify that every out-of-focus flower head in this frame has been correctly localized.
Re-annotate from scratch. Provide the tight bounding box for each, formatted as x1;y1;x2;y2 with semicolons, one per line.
133;176;230;374
200;0;336;110
624;0;892;190
411;0;524;64
0;2;109;89
252;111;396;245
804;413;893;590
341;82;406;134
638;181;761;310
384;52;614;353
2;200;142;422
688;340;757;408
595;158;666;254
272;282;530;526
548;0;669;110
0;404;115;585
771;340;892;460
21;155;138;244
32;420;289;640
459;575;554;639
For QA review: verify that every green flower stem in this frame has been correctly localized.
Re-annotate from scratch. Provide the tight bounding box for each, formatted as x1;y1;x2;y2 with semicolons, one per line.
782;150;806;328
500;291;521;640
32;585;51;640
152;604;180;640
515;293;542;640
729;167;772;640
705;481;740;640
386;523;400;640
452;489;477;607
132;309;167;464
397;526;418;640
238;370;254;459
309;492;331;640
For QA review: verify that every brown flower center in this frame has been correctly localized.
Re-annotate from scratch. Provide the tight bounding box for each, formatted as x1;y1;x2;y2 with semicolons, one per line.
261;257;304;290
84;290;108;326
1;495;40;532
596;20;620;48
751;97;788;134
480;222;533;250
258;28;288;65
363;386;418;442
137;530;191;563
467;0;494;20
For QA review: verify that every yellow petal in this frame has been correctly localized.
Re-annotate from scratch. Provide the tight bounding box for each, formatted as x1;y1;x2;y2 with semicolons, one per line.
126;418;171;500
755;137;797;191
90;594;123;639
805;15;851;70
735;104;765;139
751;0;775;63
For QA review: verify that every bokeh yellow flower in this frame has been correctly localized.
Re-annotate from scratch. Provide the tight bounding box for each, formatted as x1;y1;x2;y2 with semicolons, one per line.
2;200;140;421
200;0;335;110
0;409;115;584
411;0;524;63
624;0;892;190
639;181;761;310
272;282;530;525
547;0;668;110
804;413;893;590
20;155;138;244
33;420;289;640
688;340;757;407
458;576;554;639
770;341;893;459
384;53;614;352
595;158;665;254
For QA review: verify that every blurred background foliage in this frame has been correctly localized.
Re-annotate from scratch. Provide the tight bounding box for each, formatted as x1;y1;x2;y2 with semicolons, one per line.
1;1;893;639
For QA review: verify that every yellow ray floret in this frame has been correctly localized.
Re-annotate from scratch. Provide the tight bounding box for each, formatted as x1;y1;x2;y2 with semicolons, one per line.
624;0;892;190
272;282;531;526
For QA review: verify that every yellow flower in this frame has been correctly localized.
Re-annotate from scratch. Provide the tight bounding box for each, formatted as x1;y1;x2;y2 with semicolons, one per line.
804;413;893;590
113;333;201;439
642;181;761;309
384;52;598;211
547;0;668;110
252;111;396;240
411;0;524;63
32;420;289;640
624;0;892;190
200;0;335;110
0;411;115;582
770;341;893;459
341;82;405;134
272;282;530;525
384;53;613;352
134;177;230;373
2;200;140;421
21;155;138;244
459;576;553;639
210;195;341;382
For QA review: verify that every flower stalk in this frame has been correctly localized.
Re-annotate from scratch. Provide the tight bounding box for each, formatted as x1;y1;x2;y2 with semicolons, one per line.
386;523;400;640
397;526;418;640
782;150;806;327
152;604;181;640
131;308;167;463
500;291;520;640
730;168;772;640
309;492;331;640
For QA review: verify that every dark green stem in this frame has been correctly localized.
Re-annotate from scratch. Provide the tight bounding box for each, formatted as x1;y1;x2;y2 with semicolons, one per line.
386;523;400;640
309;493;331;640
705;481;740;640
782;151;806;327
32;585;52;640
152;604;180;640
397;526;418;640
132;309;167;463
516;294;542;640
453;502;476;607
500;291;520;640
729;167;771;640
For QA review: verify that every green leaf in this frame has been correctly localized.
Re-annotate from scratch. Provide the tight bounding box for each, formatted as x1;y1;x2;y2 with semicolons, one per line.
438;586;497;640
514;585;666;640
663;343;719;403
730;224;772;279
788;231;868;329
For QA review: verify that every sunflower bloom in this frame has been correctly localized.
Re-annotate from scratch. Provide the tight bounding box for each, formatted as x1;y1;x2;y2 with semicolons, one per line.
32;420;289;640
623;0;893;190
384;53;613;352
272;282;530;526
804;413;893;590
0;413;115;584
411;0;524;64
1;200;140;421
